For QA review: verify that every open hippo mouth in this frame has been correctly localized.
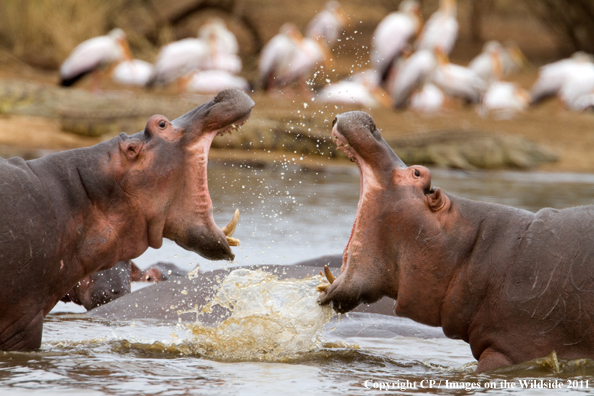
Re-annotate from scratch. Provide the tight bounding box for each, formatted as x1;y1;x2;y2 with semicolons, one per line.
319;111;406;312
163;89;255;261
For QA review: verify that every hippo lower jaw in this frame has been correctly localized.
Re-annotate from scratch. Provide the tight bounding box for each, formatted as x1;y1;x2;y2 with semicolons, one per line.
318;121;393;312
166;106;252;261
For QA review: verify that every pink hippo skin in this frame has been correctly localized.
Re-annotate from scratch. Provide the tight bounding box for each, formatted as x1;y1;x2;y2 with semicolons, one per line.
318;111;594;372
0;89;254;350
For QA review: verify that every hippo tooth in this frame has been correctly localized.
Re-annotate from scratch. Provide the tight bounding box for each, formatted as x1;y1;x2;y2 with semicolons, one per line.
226;236;240;246
316;282;330;292
221;209;239;237
323;264;336;284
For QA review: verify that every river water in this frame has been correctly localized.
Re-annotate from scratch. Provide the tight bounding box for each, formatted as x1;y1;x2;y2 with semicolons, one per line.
3;163;594;395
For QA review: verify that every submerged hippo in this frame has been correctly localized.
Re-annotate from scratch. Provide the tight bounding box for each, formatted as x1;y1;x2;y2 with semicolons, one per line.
0;89;254;350
61;260;133;310
131;261;189;282
318;111;594;372
60;260;189;311
89;258;396;323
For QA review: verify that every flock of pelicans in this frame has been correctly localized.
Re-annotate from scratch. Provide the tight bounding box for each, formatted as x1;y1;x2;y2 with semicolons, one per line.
59;0;594;114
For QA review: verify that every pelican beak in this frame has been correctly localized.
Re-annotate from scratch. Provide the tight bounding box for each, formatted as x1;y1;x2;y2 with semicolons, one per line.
435;47;449;66
414;6;424;36
119;37;133;62
509;45;530;70
335;5;348;27
372;86;394;108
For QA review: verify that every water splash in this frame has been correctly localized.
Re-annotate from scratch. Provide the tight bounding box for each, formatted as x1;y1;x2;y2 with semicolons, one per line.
182;269;335;361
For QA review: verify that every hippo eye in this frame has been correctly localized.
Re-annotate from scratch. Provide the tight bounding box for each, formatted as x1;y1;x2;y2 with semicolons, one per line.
414;169;420;177
158;120;166;128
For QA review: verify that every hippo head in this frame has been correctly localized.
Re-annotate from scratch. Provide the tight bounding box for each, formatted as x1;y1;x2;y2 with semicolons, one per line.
62;260;132;310
115;89;254;260
318;111;451;318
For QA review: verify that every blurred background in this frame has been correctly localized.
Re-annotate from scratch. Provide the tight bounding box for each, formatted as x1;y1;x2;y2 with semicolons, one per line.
0;0;593;173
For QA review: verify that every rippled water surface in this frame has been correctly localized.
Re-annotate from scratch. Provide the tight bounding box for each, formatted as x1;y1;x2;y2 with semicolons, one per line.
4;164;594;395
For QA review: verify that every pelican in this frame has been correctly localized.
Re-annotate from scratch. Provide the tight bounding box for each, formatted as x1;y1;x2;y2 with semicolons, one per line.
60;28;132;89
112;59;153;86
318;79;392;108
305;1;347;49
199;17;242;73
432;49;486;103
146;37;210;89
282;36;330;91
390;49;437;108
468;41;504;83
416;0;458;55
259;23;308;91
371;0;422;82
350;68;381;87
185;70;249;93
559;61;594;110
530;52;594;105
410;83;445;112
199;17;238;56
500;42;528;76
481;81;530;115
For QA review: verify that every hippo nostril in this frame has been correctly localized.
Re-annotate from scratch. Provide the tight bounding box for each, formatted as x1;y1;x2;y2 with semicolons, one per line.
332;117;337;128
414;169;420;177
158;120;166;128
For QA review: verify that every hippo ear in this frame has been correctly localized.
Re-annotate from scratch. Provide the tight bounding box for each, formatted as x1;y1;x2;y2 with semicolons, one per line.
426;187;448;212
119;138;144;161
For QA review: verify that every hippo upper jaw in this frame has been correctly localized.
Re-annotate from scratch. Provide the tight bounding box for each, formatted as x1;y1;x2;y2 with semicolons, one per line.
158;89;254;261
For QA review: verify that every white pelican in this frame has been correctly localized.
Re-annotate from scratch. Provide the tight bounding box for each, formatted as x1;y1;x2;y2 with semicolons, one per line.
199;17;238;56
432;50;486;104
559;61;594;110
370;0;422;82
481;81;530;116
199;17;242;73
500;42;528;76
185;70;249;93
318;80;393;108
350;68;381;87
146;37;210;88
530;52;594;105
112;59;153;86
60;28;132;89
282;36;330;90
416;0;458;55
258;23;304;91
468;41;504;83
390;49;437;108
305;1;347;49
410;83;445;112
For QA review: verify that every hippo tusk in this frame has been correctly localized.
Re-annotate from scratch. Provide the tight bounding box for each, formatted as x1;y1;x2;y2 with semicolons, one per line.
220;209;240;246
222;209;239;237
226;236;240;246
323;264;336;284
316;265;336;292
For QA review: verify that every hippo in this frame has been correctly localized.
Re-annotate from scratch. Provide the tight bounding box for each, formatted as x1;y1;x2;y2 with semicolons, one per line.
61;256;341;311
0;89;254;350
318;111;594;372
130;261;189;282
60;260;189;311
61;260;133;310
89;255;396;322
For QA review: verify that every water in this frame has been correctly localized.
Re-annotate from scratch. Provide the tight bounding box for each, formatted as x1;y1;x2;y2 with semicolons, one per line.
4;164;594;395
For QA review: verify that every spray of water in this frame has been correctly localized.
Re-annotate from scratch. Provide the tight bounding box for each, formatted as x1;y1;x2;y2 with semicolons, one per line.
182;268;335;361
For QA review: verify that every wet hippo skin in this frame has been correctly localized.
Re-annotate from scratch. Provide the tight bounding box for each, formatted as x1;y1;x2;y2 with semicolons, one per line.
0;89;254;350
318;111;594;372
